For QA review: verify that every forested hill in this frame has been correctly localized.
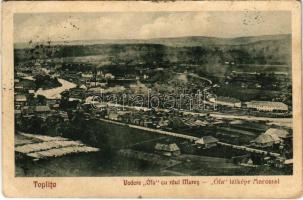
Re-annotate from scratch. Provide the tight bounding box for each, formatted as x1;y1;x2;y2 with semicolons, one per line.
14;34;291;65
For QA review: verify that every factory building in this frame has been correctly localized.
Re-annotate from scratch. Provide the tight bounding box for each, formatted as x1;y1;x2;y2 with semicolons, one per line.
246;101;288;112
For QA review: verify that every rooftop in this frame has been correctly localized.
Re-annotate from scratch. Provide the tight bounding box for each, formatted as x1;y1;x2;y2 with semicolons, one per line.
15;132;99;160
155;143;180;152
247;101;288;107
264;128;290;139
34;106;51;112
216;96;241;103
15;95;27;102
251;133;281;144
195;136;219;145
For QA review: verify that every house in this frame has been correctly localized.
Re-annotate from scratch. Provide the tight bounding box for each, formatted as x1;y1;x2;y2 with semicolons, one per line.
69;88;86;100
107;112;119;121
15;84;25;93
52;104;60;109
96;70;104;77
88;81;107;87
15;110;23;127
157;118;169;128
81;73;93;79
15;109;22;120
250;133;281;148
68;97;82;103
209;96;241;108
28;90;35;95
246;101;288;112
143;120;154;128
169;118;187;129
264;128;290;139
154;143;181;156
59;111;69;121
52;72;60;78
143;74;149;79
79;85;87;90
195;136;219;148
46;99;58;106
15;95;27;106
15;95;27;102
16;72;26;77
132;118;141;125
21;106;34;115
284;159;293;166
34;105;51;113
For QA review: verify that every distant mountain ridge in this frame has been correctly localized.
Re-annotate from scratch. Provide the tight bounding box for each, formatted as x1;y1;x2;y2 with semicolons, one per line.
14;34;291;66
15;34;291;49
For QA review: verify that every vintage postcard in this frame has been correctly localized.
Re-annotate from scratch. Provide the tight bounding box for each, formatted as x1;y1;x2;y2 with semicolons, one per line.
2;1;302;198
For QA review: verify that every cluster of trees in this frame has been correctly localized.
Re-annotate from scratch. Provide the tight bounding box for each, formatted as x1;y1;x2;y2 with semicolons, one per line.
34;74;62;90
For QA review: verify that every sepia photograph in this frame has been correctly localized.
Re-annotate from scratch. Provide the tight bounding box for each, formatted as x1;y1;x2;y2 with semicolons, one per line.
13;10;293;177
2;1;302;198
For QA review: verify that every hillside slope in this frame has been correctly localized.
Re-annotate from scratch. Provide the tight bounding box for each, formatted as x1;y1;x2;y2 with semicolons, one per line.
14;34;291;66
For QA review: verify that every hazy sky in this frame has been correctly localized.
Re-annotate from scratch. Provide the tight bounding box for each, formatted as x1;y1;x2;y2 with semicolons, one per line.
14;11;291;43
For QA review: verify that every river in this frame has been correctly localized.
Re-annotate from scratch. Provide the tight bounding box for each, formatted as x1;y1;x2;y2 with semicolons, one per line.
35;78;77;99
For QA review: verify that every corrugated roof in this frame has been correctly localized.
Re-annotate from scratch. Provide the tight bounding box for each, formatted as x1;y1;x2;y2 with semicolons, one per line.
27;146;99;159
247;101;288;108
15;133;99;160
15;134;37;146
19;132;68;142
15;140;84;154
